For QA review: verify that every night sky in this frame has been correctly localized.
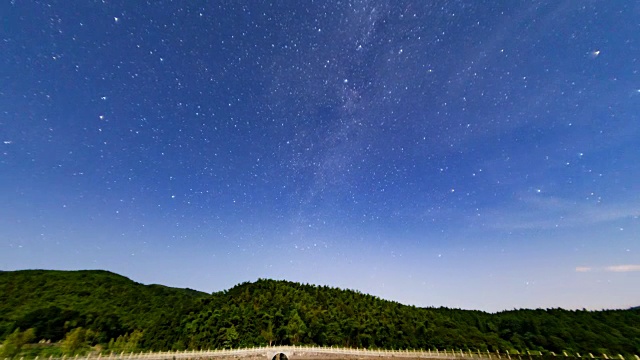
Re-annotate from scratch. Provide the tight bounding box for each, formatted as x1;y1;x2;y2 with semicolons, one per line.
1;1;639;312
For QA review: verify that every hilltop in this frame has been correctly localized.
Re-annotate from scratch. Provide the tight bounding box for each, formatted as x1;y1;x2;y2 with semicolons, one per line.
1;270;639;357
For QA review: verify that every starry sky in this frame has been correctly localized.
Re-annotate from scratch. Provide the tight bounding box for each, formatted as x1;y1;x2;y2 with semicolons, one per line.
1;1;639;312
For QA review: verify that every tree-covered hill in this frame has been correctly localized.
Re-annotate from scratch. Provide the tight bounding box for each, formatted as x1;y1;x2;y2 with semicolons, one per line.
164;279;639;355
0;269;207;344
1;270;639;358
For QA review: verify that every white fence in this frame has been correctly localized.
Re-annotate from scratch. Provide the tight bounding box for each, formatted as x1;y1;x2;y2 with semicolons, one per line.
14;346;640;360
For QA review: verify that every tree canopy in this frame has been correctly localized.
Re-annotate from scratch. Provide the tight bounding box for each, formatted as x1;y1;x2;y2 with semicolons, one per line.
1;270;638;358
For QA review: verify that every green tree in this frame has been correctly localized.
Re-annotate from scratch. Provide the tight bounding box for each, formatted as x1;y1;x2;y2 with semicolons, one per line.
61;327;87;354
0;328;35;358
286;310;307;345
108;330;143;353
126;330;144;351
261;321;275;346
220;326;238;349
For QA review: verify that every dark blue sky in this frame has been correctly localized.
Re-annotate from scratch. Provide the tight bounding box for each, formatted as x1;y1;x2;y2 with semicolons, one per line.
1;1;639;311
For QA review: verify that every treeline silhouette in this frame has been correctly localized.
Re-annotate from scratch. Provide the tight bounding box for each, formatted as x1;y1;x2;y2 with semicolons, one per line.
1;270;638;358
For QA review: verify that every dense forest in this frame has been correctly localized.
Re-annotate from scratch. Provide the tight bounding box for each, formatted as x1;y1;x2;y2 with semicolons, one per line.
1;270;638;358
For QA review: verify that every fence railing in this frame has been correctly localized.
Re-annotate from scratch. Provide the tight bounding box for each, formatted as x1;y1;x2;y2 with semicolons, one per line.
7;346;640;360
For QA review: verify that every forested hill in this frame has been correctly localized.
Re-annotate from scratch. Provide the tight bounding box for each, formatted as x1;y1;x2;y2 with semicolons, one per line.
1;270;639;358
159;279;639;354
0;270;207;345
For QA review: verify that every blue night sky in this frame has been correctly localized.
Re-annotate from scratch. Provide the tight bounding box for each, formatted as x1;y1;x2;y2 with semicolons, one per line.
1;1;639;312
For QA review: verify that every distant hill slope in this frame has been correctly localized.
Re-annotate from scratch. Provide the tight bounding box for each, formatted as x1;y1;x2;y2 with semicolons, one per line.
0;269;207;343
165;279;640;355
1;270;639;357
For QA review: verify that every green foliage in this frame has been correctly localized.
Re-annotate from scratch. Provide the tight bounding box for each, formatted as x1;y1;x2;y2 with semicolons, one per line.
0;328;36;358
61;327;89;354
286;309;306;344
174;280;640;355
220;326;239;349
108;330;144;353
0;270;207;344
260;321;275;346
2;270;639;357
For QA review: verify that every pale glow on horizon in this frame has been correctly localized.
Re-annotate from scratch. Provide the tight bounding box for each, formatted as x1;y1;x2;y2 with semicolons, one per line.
605;264;640;273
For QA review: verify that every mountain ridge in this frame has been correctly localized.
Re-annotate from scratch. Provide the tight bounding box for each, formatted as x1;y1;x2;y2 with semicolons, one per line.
1;269;639;357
